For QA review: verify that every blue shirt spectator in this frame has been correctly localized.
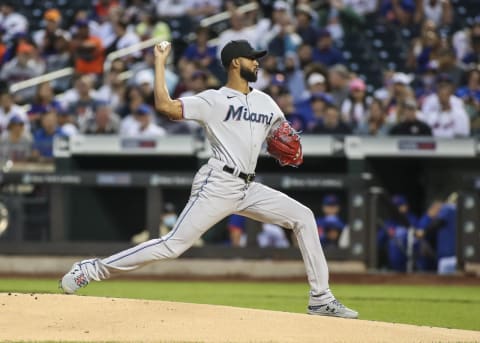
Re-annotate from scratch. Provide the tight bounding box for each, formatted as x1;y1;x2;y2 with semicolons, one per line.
316;194;346;247
312;30;343;67
32;111;65;159
378;220;409;272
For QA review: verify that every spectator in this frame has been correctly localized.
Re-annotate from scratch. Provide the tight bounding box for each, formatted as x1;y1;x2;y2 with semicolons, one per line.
376;194;418;272
93;0;120;22
0;89;29;136
297;42;314;69
295;72;328;119
56;107;79;137
71;19;105;76
64;74;99;128
33;9;67;57
306;92;334;132
414;0;453;28
390;98;432;135
266;5;302;57
343;0;377;17
356;98;392;136
417;195;457;274
0;26;6;65
106;20;141;59
0;115;32;162
216;10;256;59
130;202;191;245
461;17;480;66
134;69;155;107
156;0;220;22
89;5;121;48
124;0;153;25
386;72;415;123
275;88;306;132
283;52;306;103
380;0;416;26
318;0;344;42
130;49;179;96
310;105;352;134
456;68;480;133
307;72;329;96
134;10;171;41
373;68;396;105
328;64;351;107
327;0;367;38
312;29;344;67
295;4;318;47
414;60;439;104
158;202;179;238
122;104;166;137
256;0;293;51
392;194;418;227
316;194;346;247
341;78;370;129
257;223;290;248
179;26;221;80
81;101;120;135
227;214;246;247
252;55;280;92
0;1;28;43
414;198;441;272
179;70;211;97
377;217;409;272
29;82;62;130
227;214;290;248
44;31;73;92
406;19;437;71
118;85;145;131
96;59;127;110
421;74;470;137
32;110;65;160
0;43;45;103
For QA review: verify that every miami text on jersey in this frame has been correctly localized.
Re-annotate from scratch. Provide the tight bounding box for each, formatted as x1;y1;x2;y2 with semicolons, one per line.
223;105;274;125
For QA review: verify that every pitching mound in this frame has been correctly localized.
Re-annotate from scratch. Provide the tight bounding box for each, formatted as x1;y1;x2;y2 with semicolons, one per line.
1;293;479;343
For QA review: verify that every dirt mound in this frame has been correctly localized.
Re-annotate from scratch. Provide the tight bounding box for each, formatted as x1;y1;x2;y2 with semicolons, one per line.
1;293;478;343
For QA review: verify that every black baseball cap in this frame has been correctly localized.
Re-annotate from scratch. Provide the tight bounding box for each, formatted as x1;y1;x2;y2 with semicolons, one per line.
220;40;267;68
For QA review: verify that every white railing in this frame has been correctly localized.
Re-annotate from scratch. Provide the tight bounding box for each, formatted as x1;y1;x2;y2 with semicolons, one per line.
200;2;258;27
9;67;74;93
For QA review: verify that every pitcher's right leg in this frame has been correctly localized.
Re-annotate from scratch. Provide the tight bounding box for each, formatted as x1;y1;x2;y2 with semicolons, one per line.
60;167;236;293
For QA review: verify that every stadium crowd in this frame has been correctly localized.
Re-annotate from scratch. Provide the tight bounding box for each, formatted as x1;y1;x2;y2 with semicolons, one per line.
0;0;479;162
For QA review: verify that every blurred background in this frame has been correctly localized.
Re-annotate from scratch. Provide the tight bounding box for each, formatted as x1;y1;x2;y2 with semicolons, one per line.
0;0;479;278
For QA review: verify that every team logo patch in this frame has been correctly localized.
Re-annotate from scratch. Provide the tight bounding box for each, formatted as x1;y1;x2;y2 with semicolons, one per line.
224;105;273;125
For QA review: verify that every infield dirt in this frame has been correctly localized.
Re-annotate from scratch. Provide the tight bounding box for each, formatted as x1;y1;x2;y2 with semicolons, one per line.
1;293;479;343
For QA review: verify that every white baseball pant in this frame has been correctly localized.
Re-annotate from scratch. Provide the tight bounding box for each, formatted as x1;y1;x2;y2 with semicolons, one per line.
78;158;334;303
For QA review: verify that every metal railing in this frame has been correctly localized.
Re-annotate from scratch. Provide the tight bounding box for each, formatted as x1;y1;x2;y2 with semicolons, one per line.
9;67;74;93
200;2;258;27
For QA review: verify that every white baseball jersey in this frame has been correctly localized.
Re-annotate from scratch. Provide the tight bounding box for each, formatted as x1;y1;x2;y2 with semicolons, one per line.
180;87;284;174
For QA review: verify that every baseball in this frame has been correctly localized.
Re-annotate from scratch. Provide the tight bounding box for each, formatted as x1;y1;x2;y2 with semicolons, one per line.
157;41;170;52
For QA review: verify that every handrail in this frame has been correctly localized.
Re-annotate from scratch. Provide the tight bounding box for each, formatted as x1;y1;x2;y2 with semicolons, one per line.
200;2;258;27
9;67;74;93
103;36;166;74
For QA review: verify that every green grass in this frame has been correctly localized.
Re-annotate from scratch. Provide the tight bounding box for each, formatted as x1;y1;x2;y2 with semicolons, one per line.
1;278;479;331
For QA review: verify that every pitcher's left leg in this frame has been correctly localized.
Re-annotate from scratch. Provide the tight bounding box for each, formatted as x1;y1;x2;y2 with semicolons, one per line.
238;182;358;318
238;182;331;299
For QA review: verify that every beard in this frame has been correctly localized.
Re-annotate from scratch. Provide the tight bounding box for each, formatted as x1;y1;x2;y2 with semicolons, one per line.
240;65;257;82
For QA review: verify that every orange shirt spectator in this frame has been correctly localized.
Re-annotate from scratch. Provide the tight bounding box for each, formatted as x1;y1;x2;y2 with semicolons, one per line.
71;20;105;75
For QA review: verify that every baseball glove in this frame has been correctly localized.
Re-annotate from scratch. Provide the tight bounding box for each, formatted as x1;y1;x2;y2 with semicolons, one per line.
266;120;303;167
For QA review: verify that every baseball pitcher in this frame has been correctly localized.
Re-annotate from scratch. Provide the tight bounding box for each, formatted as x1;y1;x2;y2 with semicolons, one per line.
60;39;358;319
